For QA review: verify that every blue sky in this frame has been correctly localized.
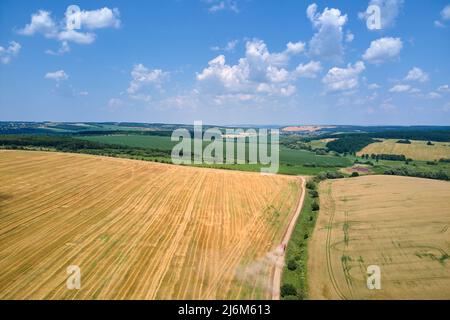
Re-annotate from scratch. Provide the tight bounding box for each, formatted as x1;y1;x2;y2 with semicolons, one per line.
0;0;449;125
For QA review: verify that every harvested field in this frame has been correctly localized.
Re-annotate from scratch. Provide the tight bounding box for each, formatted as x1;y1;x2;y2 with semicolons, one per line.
308;175;450;300
0;150;302;299
357;139;450;161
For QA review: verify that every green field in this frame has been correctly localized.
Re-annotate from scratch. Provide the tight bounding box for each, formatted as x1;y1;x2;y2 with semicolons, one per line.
78;135;351;175
80;134;175;150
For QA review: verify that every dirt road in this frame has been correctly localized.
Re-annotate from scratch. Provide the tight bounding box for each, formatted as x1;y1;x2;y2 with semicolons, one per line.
272;176;306;300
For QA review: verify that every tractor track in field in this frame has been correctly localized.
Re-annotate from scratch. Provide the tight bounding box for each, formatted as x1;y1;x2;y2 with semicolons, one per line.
324;182;347;300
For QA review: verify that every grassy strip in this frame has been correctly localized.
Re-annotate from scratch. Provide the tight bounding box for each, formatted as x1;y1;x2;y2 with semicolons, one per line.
280;181;319;300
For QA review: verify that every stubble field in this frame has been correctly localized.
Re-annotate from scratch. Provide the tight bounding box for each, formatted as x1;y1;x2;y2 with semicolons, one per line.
357;139;450;161
0;150;302;299
308;175;450;300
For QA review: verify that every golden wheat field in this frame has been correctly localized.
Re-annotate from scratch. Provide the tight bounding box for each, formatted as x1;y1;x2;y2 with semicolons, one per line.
0;150;302;300
308;175;450;300
357;139;450;161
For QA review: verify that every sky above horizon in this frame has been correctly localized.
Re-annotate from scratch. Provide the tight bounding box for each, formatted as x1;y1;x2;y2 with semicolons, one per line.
1;0;450;126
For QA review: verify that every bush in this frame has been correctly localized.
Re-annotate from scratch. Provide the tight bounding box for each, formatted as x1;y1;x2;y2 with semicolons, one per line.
280;284;297;297
311;201;320;211
306;181;316;190
315;149;328;155
396;139;411;144
309;190;319;198
287;259;298;271
325;171;345;179
351;172;359;177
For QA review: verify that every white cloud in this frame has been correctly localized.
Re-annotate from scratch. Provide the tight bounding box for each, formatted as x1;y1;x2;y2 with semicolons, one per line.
206;0;239;13
18;7;120;49
359;0;404;29
211;39;239;52
389;84;410;92
45;41;71;56
322;61;365;92
127;64;168;98
362;37;403;64
345;31;354;43
434;20;446;28
197;39;304;97
45;70;69;81
78;7;121;29
368;83;380;90
428;92;442;99
404;67;429;82
197;55;246;90
225;39;238;52
285;41;306;55
294;61;322;78
0;41;21;64
57;29;96;44
434;5;450;27
437;85;450;93
441;5;450;20
108;98;124;110
18;10;58;37
307;3;348;62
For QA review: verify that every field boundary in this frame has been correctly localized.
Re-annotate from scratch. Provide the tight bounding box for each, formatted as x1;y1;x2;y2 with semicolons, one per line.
272;176;306;300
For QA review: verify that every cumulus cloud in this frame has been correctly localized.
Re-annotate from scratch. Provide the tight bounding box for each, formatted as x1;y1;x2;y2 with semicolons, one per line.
389;84;411;92
205;0;239;13
18;7;120;50
18;10;58;37
322;61;365;92
127;64;168;101
362;37;402;64
197;39;305;97
359;0;404;29
404;67;429;82
368;83;380;90
0;41;21;64
45;70;69;81
306;3;348;62
78;7;121;29
57;29;96;44
294;61;323;78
